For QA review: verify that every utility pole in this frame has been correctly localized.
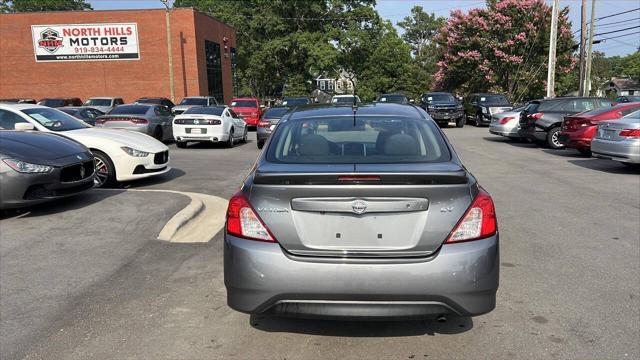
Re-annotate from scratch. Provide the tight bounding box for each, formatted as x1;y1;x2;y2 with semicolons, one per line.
585;0;597;96
546;0;560;98
578;0;587;96
161;0;175;103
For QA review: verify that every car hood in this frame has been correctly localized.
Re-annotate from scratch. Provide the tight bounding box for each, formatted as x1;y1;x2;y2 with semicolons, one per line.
63;128;168;152
173;104;201;111
91;106;112;113
0;131;90;166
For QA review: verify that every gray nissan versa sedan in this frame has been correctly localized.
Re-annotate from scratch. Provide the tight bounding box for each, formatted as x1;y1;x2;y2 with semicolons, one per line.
224;103;499;320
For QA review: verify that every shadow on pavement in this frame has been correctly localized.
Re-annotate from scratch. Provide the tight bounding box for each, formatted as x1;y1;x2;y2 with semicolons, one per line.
568;159;640;174
482;136;536;148
183;139;254;150
121;168;186;188
540;149;589;158
249;315;473;337
2;188;124;219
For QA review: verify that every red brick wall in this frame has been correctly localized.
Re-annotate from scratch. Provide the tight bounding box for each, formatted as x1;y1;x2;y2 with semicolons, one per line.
0;8;236;104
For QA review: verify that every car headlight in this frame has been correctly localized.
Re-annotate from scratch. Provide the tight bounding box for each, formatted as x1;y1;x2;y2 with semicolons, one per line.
3;158;53;173
121;146;150;157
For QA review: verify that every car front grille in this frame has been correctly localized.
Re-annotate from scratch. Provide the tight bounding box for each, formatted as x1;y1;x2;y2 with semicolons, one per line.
23;181;94;200
154;151;169;164
60;160;95;183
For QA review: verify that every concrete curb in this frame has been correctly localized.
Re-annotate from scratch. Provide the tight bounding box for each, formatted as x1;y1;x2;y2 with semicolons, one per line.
156;195;205;241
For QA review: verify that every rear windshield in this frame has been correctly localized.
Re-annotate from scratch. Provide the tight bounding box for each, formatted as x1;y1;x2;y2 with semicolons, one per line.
136;98;161;104
263;107;290;118
231;100;257;108
282;98;310;106
266;116;450;164
332;96;360;104
179;98;208;106
85;99;111;106
109;105;149;115
183;107;224;116
424;94;455;103
478;95;510;105
379;95;407;103
38;99;65;107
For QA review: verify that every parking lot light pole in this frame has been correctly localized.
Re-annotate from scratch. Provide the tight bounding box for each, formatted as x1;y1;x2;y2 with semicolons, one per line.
546;0;560;98
161;0;175;103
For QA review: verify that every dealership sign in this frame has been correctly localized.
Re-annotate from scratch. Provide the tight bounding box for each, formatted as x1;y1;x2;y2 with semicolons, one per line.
31;23;140;62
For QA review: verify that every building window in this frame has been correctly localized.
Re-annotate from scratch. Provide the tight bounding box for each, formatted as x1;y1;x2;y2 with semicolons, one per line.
231;47;238;97
205;40;223;103
328;80;334;91
320;81;325;90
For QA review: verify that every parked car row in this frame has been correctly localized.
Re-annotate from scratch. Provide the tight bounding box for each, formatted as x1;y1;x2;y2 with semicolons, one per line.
0;103;171;210
487;96;640;167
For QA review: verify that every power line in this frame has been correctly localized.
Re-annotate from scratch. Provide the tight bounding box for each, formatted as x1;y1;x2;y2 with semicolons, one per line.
594;7;640;21
595;17;639;28
596;30;640;41
595;25;640;36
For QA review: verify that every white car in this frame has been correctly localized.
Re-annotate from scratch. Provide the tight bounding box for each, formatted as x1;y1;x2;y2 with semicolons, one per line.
0;103;170;187
172;106;247;148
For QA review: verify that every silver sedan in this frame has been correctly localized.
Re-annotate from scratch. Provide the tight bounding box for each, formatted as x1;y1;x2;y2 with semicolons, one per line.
95;104;173;141
591;113;640;166
489;105;526;139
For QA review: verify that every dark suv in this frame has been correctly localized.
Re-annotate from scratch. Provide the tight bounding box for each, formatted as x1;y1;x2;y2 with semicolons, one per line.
518;97;613;149
37;97;83;108
464;93;512;127
421;92;464;127
134;97;175;109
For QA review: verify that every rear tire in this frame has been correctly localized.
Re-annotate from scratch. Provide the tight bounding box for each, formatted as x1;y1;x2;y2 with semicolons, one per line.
257;140;264;149
153;126;163;141
92;150;116;188
456;117;465;128
226;128;235;148
475;114;483;127
176;141;187;149
241;128;248;143
546;126;564;149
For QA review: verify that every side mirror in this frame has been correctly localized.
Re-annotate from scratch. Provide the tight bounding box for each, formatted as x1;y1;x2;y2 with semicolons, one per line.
15;122;36;131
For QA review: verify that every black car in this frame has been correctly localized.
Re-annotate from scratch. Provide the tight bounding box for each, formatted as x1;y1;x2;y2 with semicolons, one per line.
0;131;95;209
59;107;105;126
282;97;312;106
135;97;175;109
518;97;613;149
421;92;465;128
37;97;83;108
615;95;640;103
378;94;410;104
463;93;513;127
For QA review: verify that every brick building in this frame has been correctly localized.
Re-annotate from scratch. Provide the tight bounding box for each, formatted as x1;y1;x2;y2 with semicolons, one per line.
0;8;237;104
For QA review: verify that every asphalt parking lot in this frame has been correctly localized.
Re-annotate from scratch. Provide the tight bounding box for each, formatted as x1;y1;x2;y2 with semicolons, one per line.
1;126;638;360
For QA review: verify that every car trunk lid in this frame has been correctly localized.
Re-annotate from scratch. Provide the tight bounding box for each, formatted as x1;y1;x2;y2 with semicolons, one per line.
248;162;472;258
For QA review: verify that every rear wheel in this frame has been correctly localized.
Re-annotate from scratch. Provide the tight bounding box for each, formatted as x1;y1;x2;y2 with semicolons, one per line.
241;127;248;143
226;128;235;148
92;150;116;188
546;126;564;149
475;114;483;127
456;117;465;128
257;140;264;149
176;141;187;149
153;126;163;141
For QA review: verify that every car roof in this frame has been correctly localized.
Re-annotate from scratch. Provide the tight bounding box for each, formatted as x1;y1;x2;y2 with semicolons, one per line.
0;103;49;111
231;97;258;100
423;92;452;95
285;103;425;121
182;96;212;99
381;94;406;96
88;97;118;99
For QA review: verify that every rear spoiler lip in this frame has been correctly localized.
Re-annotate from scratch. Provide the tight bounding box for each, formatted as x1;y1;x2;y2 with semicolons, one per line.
253;171;469;185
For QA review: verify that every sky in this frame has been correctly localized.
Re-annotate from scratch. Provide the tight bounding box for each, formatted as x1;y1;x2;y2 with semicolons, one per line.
88;0;639;57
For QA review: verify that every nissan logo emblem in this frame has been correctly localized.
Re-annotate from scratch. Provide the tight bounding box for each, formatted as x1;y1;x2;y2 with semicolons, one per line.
351;200;368;214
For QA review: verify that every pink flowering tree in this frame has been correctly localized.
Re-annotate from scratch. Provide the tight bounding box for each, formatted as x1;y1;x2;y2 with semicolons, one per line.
434;0;575;101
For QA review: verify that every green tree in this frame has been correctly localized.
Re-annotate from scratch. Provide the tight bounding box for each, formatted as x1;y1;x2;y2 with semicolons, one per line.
620;51;640;80
0;0;92;12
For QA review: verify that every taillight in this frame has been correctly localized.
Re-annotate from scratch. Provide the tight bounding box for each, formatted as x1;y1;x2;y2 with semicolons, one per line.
445;187;497;243
95;119;106;124
619;129;640;138
258;120;271;127
529;112;544;120
337;175;381;182
130;118;149;124
226;191;276;242
499;116;514;124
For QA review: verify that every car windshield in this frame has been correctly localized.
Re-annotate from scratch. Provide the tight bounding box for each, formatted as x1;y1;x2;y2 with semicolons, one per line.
478;95;510;105
618;96;640;102
109;105;149;115
282;98;309;106
263;107;289;119
179;98;208;106
379;95;406;103
231;100;258;108
266;116;449;164
38;99;65;107
22;108;89;131
183;107;225;115
332;96;359;104
425;94;455;103
85;99;112;106
59;108;78;115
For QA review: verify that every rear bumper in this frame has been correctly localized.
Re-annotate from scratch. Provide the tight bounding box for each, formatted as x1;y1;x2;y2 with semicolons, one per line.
224;234;499;319
489;123;519;137
256;127;272;142
558;127;596;149
591;138;640;163
172;124;229;142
